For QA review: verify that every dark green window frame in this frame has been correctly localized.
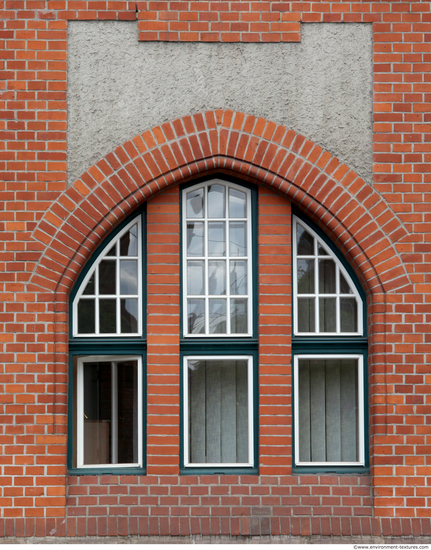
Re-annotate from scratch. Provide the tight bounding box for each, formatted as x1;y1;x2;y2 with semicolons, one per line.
68;207;147;475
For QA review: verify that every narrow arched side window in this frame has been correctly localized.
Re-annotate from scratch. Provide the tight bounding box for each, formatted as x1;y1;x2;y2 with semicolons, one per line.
292;214;368;473
68;209;146;474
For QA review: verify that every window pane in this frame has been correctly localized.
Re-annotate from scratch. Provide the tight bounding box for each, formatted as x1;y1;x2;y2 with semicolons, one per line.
298;358;359;463
188;299;205;334
187;188;204;218
298;298;315;332
120;224;138;256
319;259;336;294
230;260;247;295
208;222;226;257
188;261;205;295
209;298;226;334
229;188;246;218
208;261;226;295
319;297;336;332
120;260;138;295
99;299;116;333
208;184;225;218
297;224;314;255
340;272;353;294
121;299;138;333
340;297;358;332
297;259;314;294
317;242;329;256
229;221;247;257
187;222;204;257
82;274;94;295
188;359;249;464
231;299;247;333
78;299;95;334
106;244;116;257
117;360;139;464
99;260;116;295
83;362;112;465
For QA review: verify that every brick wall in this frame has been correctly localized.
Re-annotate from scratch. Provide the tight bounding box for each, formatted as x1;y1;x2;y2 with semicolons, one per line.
1;0;431;539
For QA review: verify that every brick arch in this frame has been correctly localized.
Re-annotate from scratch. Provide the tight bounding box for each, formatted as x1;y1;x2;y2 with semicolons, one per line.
30;109;411;301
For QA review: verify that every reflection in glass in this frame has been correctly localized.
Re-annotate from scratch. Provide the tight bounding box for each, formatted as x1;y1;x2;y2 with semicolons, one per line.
319;260;336;294
187;188;204;218
229;222;247;257
83;274;94;295
231;299;247;333
188;299;205;334
319;297;336;332
229;188;246;218
120;224;138;256
106;244;116;257
297;259;314;294
208;184;225;218
230;260;247;295
187;223;204;257
78;299;95;334
209;299;226;334
99;299;116;333
99;260;116;295
340;272;353;294
317;243;329;256
188;261;205;295
121;299;138;333
340;298;358;332
120;260;138;295
208;261;226;295
298;298;315;332
297;224;314;255
208;222;226;257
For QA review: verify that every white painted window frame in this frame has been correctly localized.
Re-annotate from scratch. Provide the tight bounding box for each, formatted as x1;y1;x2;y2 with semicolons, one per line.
183;355;254;468
76;355;143;469
182;180;253;337
293;353;365;467
292;215;363;336
72;216;143;337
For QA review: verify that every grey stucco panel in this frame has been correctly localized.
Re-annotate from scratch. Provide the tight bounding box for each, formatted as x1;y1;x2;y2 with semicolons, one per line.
67;22;372;187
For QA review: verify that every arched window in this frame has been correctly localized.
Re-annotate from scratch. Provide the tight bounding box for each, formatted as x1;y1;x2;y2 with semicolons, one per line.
68;210;146;473
292;214;368;471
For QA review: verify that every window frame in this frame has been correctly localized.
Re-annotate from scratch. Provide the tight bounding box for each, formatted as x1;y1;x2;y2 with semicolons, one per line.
292;209;369;474
68;207;147;475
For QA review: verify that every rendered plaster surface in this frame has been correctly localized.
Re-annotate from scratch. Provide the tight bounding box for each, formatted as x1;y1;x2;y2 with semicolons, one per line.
67;22;373;186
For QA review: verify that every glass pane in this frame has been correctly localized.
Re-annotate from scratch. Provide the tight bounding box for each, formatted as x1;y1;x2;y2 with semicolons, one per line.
208;184;226;218
340;272;353;294
231;299;247;333
297;259;314;294
99;260;116;295
319;259;336;294
120;224;138;256
117;360;139;464
298;358;359;463
188;299;205;334
208;261;226;295
340;298;358;332
297;224;314;255
317;242;329;256
186;188;204;218
120;260;138;295
209;299;226;334
82;274;94;295
229;221;247;257
83;362;112;465
99;299;117;333
187;261;205;295
298;297;315;332
187;222;204;257
78;299;95;334
230;260;247;295
121;299;138;333
208;222;226;257
229;188;246;218
188;359;249;464
106;244;116;257
319;297;336;332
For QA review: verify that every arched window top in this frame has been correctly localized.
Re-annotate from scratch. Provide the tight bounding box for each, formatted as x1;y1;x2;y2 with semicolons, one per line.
72;215;143;337
293;215;364;337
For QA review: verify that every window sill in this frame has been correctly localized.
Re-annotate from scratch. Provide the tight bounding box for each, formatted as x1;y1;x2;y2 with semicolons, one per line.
68;467;146;476
180;467;259;476
292;466;369;475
